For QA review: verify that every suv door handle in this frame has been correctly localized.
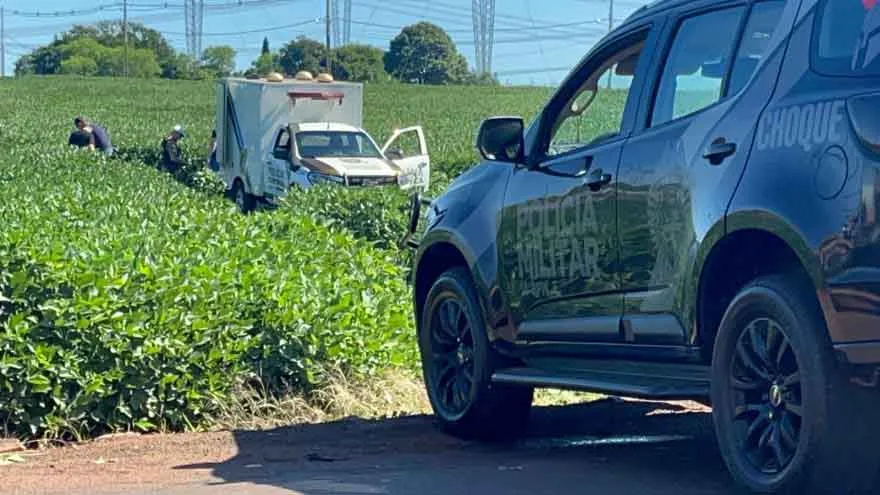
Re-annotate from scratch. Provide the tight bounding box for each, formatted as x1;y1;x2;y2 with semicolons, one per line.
586;168;612;191
703;139;737;165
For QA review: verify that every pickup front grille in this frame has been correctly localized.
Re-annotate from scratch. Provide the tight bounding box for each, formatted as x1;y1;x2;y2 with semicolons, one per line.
347;175;397;187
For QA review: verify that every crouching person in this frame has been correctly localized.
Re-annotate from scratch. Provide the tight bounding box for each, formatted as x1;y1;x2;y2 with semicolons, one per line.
161;125;186;174
74;117;113;156
68;128;92;149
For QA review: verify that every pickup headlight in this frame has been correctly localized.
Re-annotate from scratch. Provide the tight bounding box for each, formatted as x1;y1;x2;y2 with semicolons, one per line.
307;172;344;186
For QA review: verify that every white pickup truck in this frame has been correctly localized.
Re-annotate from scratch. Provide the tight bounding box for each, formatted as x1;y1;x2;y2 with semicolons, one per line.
214;73;430;212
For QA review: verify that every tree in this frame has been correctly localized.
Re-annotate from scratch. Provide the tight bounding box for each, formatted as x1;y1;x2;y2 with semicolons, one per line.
332;44;387;82
163;53;200;80
251;52;281;76
112;47;162;78
15;42;67;76
58;37;106;64
72;21;176;76
461;71;500;86
201;45;237;78
59;56;98;76
261;37;270;55
278;37;327;76
13;21;179;79
52;36;160;78
384;22;469;84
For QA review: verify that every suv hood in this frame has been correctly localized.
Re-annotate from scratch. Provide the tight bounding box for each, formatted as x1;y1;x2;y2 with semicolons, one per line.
302;156;400;177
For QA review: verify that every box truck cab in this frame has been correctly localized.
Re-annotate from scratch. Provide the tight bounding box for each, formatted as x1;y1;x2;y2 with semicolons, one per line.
214;72;430;212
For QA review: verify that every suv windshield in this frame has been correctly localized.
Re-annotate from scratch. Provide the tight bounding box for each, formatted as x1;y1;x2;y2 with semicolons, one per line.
295;131;383;159
814;0;880;75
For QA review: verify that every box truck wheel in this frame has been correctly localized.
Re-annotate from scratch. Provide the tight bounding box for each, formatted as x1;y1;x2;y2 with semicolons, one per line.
232;179;256;214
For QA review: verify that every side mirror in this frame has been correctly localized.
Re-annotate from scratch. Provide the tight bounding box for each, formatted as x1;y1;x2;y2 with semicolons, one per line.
386;148;405;160
476;116;525;163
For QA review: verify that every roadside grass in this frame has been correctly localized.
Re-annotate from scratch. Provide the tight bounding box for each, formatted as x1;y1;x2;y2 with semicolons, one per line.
206;372;601;432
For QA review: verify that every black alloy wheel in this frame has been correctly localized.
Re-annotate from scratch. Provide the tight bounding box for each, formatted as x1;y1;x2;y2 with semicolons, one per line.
419;267;533;440
712;274;880;494
729;317;802;475
427;297;477;419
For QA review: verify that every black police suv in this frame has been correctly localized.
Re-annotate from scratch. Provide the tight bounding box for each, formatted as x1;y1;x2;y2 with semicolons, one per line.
405;0;880;492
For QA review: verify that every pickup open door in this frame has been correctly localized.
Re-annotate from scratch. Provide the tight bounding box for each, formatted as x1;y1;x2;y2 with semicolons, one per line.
264;127;292;199
382;126;430;191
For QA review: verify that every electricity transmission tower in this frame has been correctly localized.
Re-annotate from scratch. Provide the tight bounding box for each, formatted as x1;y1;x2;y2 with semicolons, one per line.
343;0;351;45
472;0;496;75
184;0;205;59
331;0;352;47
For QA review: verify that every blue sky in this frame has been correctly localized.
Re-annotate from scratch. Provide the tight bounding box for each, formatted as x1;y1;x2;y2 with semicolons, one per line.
2;0;652;85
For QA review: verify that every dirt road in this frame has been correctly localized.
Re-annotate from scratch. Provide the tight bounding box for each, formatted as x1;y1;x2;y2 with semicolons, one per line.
4;398;740;495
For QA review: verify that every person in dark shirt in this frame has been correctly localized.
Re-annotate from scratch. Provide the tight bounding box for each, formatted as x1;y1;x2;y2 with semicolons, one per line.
161;125;186;174
68;129;92;149
74;117;114;156
208;129;219;172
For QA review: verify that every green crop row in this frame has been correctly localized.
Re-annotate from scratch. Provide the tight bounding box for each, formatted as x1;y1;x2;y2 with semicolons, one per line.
0;145;416;438
0;76;557;439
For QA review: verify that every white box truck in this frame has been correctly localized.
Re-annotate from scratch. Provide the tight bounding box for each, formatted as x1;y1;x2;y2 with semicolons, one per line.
214;74;431;212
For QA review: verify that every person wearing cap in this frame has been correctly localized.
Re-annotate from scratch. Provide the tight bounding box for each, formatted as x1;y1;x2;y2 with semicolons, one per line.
161;125;186;174
73;117;113;156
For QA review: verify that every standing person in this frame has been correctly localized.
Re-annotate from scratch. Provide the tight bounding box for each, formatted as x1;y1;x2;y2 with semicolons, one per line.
208;129;219;172
161;125;186;174
74;117;114;157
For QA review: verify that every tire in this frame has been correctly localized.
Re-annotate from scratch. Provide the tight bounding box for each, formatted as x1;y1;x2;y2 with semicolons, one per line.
232;180;255;214
419;267;533;441
711;274;880;494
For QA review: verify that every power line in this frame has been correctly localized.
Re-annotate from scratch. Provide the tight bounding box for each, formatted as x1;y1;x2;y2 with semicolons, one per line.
354;2;473;28
163;18;319;36
341;17;610;34
5;0;303;18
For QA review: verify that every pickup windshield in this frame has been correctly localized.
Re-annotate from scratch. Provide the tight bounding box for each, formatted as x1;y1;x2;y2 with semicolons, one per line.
296;131;383;159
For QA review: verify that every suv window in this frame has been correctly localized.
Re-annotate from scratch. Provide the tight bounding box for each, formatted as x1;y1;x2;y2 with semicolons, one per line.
651;7;745;126
727;1;786;95
546;35;647;157
814;0;880;75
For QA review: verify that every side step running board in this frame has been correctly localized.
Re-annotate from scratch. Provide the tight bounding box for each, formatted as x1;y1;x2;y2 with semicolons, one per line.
492;364;710;400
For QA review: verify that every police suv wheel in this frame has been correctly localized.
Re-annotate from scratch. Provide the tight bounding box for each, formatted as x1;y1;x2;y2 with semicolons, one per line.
711;275;880;494
419;267;533;441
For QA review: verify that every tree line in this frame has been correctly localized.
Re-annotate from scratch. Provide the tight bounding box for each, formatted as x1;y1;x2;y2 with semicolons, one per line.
14;21;498;85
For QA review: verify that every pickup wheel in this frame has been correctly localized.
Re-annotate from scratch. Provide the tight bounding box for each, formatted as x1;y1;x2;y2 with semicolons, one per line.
711;274;880;494
232;180;255;214
419;267;533;441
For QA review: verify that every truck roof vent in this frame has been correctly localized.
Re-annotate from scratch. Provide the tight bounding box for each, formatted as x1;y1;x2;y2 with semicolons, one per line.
316;72;334;83
294;70;314;81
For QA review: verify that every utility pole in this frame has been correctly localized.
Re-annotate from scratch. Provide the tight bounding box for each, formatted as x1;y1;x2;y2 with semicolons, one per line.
606;0;614;89
123;0;129;77
1;8;5;79
325;0;332;74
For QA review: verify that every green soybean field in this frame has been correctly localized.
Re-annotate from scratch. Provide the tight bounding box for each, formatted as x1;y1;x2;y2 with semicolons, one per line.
0;76;553;439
